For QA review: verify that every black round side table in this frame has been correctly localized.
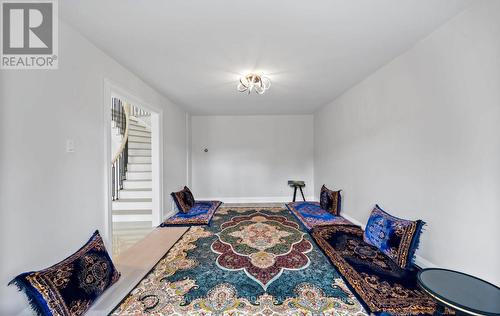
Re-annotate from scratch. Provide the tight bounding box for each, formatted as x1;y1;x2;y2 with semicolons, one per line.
417;268;500;316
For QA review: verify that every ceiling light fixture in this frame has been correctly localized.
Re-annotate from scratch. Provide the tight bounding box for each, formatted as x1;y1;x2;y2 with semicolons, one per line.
237;73;271;95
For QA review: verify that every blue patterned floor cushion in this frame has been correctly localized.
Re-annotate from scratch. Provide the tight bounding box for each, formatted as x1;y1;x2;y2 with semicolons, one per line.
161;200;222;226
9;230;120;316
363;204;425;269
286;201;352;231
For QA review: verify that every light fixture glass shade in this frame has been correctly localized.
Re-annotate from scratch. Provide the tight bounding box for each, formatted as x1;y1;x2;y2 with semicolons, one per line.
237;73;271;95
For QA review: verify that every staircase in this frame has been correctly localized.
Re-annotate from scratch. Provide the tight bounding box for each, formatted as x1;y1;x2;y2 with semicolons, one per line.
112;116;153;224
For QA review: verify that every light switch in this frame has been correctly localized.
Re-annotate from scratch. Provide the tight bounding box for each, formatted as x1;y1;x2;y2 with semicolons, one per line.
66;139;75;153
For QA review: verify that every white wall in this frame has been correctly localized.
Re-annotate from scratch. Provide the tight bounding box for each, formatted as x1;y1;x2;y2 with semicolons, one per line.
314;1;500;285
191;115;314;202
0;21;188;314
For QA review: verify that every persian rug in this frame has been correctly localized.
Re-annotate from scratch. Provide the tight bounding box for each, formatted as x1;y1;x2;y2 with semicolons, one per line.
160;200;222;226
113;207;368;315
312;225;442;315
286;202;353;231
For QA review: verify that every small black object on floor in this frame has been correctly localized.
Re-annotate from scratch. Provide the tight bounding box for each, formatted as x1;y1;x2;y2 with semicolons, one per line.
288;180;306;202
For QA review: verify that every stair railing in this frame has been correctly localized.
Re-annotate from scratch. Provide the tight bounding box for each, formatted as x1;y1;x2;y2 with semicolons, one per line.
111;98;131;201
131;106;150;118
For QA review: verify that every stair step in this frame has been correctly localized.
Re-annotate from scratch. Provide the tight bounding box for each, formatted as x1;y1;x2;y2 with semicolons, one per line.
113;205;152;215
129;125;149;133
130;119;149;126
123;179;152;189
113;213;152;223
128;125;151;135
129;129;151;137
113;220;153;230
127;163;152;172
128;148;151;156
118;189;152;199
129;135;151;143
127;171;152;180
112;198;152;210
128;156;151;164
128;142;151;149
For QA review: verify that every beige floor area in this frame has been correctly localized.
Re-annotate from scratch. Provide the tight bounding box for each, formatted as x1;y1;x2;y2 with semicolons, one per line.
112;221;155;257
88;225;188;315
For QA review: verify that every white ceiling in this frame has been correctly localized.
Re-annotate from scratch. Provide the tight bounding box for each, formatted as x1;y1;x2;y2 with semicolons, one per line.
60;0;472;115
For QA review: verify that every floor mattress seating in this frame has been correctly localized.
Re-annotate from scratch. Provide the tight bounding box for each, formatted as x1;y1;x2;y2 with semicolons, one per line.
312;224;442;315
160;200;222;226
286;201;353;231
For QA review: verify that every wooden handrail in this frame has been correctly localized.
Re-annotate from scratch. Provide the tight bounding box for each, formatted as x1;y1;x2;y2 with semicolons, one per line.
112;102;131;164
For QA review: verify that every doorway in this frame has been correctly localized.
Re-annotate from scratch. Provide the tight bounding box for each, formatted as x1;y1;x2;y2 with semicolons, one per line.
104;81;163;257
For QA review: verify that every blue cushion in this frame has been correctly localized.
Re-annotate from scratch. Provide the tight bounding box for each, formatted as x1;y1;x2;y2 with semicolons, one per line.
9;231;120;316
294;201;336;219
363;205;425;269
161;200;222;226
173;201;215;217
286;201;352;231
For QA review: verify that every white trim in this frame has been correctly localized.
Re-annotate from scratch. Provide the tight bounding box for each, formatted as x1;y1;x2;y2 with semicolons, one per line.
162;196;179;221
163;209;177;221
103;80;113;252
341;213;363;226
103;78;165;255
197;196;315;203
186;113;192;187
340;212;438;269
150;111;162;226
414;255;437;269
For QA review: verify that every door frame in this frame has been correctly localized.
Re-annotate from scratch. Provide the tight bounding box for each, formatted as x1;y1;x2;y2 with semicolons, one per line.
102;78;164;254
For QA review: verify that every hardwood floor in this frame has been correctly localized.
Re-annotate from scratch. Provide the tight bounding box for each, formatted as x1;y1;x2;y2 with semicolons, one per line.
88;226;188;315
112;221;154;257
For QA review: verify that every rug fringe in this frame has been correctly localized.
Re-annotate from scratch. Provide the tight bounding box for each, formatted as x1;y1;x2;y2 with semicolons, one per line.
8;275;48;316
410;220;426;267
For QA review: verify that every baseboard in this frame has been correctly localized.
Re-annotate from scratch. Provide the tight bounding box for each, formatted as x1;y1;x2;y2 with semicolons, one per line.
197;196;315;203
163;197;179;220
341;213;363;226
163;209;177;221
341;212;437;269
414;255;437;269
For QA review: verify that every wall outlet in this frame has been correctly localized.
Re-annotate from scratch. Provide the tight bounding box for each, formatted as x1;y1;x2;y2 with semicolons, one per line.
66;139;75;153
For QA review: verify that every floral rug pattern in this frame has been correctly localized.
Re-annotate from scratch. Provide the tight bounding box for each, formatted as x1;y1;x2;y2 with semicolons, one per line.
112;207;368;315
212;212;312;290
